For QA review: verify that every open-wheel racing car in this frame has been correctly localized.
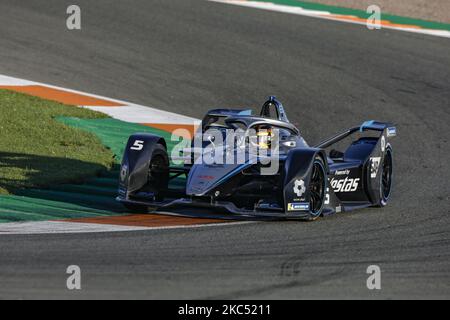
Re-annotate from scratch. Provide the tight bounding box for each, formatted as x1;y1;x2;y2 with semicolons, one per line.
117;97;397;220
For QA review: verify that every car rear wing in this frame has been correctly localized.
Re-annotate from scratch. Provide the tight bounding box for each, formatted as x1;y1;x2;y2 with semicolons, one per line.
315;121;397;149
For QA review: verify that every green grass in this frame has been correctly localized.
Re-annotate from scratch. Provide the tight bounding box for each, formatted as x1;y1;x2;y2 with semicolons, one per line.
0;89;115;194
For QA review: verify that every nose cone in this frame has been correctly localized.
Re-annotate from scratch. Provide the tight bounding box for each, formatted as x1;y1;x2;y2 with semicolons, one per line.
186;163;248;196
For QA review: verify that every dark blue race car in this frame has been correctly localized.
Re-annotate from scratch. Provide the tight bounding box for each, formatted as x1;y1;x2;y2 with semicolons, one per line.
117;97;397;220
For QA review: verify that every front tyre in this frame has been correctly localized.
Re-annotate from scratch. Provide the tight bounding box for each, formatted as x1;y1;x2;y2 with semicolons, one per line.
308;156;327;220
148;143;170;202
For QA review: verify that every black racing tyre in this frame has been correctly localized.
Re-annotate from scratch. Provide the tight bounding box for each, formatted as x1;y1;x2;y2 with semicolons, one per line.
308;156;327;220
377;147;393;207
148;143;170;201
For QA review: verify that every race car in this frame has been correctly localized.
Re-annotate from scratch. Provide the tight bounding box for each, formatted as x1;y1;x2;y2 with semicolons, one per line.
117;97;396;220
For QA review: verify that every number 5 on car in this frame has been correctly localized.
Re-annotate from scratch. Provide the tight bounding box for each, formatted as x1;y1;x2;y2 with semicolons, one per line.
130;140;144;151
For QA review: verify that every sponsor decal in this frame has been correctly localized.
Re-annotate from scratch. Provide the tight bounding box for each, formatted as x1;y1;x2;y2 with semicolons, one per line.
120;165;128;182
288;202;310;212
387;127;397;137
197;175;215;180
381;136;386;152
325;187;330;205
370;157;381;179
118;187;127;197
282;141;296;148
293;179;306;198
331;177;360;193
334;169;350;176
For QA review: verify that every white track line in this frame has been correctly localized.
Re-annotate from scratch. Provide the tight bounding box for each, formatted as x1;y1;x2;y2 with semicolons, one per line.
0;221;149;235
208;0;450;39
210;0;334;17
0;75;199;125
85;104;200;125
0;220;255;235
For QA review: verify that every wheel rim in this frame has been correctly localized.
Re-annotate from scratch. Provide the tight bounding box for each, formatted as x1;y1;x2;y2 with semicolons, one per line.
381;150;393;201
309;161;326;216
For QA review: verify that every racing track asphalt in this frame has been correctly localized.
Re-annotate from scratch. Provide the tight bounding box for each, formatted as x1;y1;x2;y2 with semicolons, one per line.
0;0;449;299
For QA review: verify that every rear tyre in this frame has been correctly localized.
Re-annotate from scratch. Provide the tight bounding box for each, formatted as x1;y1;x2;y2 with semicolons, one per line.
308;156;327;220
377;147;393;207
